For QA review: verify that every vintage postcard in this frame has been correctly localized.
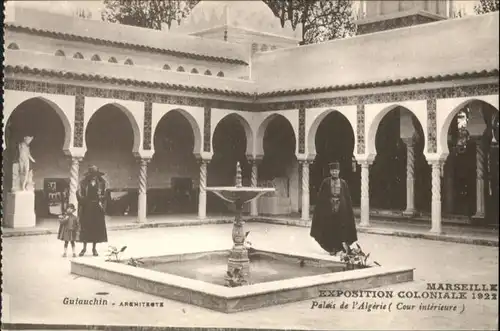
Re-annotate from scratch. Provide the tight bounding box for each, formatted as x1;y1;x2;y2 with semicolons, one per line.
1;0;498;330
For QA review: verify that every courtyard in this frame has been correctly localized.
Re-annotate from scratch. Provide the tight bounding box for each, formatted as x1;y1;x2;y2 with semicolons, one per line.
2;1;499;330
2;222;498;330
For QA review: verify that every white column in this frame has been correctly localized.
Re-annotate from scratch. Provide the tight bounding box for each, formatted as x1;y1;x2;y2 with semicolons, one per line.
429;160;443;234
250;159;260;217
300;160;311;221
360;0;367;18
69;156;82;210
359;160;371;227
377;0;383;15
403;138;416;216
473;137;486;219
198;159;209;219
137;158;150;223
446;0;454;17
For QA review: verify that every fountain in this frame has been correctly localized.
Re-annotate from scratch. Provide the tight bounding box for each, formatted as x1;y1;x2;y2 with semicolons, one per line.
71;162;414;313
206;162;274;286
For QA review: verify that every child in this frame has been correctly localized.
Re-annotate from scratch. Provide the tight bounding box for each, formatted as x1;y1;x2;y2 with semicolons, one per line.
57;203;79;257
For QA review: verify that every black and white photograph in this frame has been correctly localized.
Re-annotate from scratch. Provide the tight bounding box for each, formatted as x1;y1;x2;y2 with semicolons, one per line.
1;0;499;330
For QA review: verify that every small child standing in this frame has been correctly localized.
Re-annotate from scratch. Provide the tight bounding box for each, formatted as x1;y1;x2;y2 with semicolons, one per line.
57;204;79;257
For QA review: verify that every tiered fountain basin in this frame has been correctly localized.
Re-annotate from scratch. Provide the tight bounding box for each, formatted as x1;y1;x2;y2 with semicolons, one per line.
70;249;414;313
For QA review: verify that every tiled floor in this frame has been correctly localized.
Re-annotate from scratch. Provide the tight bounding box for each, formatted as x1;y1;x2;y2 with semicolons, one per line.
2;223;498;330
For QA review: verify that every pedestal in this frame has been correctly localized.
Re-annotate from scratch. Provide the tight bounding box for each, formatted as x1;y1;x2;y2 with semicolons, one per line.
225;201;250;286
4;191;36;228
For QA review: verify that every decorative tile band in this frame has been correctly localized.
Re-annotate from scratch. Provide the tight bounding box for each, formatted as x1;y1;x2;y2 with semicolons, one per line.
356;104;365;154
3;78;254;111
259;84;499;111
4;78;498;114
143;101;153;150
427;99;437;153
203;105;211;152
298;107;306;154
73;94;85;148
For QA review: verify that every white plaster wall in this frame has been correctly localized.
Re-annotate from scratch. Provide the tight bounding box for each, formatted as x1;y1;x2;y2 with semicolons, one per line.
6;30;247;79
436;94;499;155
151;103;204;155
365;100;428;156
84;98;143;153
305;105;357;156
2;90;75;150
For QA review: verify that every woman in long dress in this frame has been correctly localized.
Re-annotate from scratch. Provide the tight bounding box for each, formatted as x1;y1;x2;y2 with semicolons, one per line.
77;165;108;256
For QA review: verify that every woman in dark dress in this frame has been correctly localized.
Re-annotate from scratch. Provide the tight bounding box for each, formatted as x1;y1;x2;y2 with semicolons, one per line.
77;165;108;256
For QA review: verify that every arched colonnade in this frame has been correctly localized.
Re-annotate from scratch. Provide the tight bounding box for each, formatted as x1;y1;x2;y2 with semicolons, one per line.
3;90;499;233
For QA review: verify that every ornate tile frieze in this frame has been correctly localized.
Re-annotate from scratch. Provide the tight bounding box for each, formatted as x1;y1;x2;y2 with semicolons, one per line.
74;94;85;148
143;101;153;150
203;104;212;152
4;78;498;116
298;107;306;153
356;104;365;154
259;84;499;111
4;78;254;111
427;99;438;153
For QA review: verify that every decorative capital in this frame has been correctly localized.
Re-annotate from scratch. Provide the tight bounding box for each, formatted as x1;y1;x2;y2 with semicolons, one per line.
64;147;86;159
296;153;315;162
357;160;373;167
401;136;415;147
197;158;211;166
71;156;84;163
299;159;314;166
425;153;447;165
137;157;152;166
134;150;154;159
355;153;375;166
427;159;444;168
246;154;263;165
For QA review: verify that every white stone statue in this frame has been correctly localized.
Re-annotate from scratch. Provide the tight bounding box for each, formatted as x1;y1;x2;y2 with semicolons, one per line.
16;136;36;191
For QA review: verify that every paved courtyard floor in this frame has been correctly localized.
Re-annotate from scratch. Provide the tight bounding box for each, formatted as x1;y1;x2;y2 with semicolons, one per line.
2;223;498;330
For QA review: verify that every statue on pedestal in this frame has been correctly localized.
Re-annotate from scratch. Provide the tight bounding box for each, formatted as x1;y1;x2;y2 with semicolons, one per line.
5;136;37;228
15;136;36;191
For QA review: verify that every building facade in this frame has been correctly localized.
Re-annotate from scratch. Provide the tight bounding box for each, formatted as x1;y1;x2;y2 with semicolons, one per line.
3;1;499;232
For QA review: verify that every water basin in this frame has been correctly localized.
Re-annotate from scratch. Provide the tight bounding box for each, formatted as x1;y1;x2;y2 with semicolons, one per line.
131;250;346;286
71;248;414;313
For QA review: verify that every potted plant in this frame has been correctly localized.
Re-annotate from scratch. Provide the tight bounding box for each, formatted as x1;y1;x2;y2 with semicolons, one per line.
105;245;144;267
338;243;381;271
